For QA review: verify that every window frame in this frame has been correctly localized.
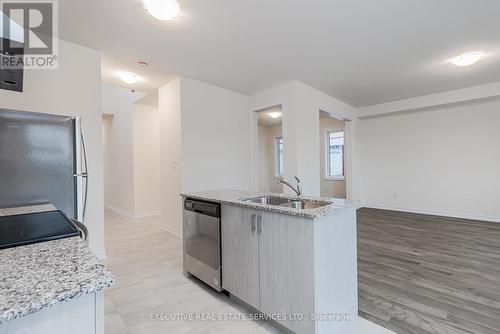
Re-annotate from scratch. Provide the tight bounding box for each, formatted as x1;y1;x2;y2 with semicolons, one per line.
274;136;284;178
325;128;345;180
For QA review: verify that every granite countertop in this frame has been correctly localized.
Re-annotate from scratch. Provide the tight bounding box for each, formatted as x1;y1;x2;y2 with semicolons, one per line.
180;189;354;219
0;204;114;324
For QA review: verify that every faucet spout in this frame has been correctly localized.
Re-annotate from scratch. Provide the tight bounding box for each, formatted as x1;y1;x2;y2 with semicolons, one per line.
276;176;302;197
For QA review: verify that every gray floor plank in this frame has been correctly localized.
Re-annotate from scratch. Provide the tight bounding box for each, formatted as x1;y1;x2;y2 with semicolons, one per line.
358;208;500;334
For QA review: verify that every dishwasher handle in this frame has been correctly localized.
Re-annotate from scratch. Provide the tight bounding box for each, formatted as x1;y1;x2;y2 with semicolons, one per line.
184;199;220;218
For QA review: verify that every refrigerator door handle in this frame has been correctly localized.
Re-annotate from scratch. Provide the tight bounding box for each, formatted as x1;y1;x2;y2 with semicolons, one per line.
80;127;89;222
74;117;89;223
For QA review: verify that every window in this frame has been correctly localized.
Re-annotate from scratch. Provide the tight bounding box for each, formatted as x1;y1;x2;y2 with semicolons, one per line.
326;130;344;179
275;136;284;178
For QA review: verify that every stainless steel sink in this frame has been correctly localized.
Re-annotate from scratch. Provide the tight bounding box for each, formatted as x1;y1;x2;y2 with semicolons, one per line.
242;196;330;210
244;196;291;206
279;200;329;209
279;201;306;209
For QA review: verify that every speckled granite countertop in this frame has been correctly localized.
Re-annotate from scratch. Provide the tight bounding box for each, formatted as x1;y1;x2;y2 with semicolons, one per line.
0;204;114;324
181;189;354;219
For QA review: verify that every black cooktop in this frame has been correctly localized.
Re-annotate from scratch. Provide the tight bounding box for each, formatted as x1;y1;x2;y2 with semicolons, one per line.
0;210;80;250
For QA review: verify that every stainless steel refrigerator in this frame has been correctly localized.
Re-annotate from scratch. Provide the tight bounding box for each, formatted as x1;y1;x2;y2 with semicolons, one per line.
0;108;88;222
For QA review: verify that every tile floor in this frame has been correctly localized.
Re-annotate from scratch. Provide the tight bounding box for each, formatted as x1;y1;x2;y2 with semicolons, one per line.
104;209;394;334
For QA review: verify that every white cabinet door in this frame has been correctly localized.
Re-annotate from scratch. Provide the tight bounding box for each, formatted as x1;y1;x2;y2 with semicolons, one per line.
221;205;260;309
0;293;97;334
258;211;316;334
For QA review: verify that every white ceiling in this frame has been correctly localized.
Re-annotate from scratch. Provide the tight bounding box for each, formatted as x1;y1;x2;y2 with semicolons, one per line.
101;53;174;94
319;110;331;118
257;106;282;127
60;0;500;107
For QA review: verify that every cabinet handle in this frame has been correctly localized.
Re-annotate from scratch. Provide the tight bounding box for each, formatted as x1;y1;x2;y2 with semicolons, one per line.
257;215;262;234
250;214;256;233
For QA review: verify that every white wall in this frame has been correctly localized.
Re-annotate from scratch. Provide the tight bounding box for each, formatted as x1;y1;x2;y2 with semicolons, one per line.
249;81;356;196
159;78;182;236
133;104;160;217
0;40;105;258
156;75;500;228
319;116;346;198
159;77;251;236
257;125;271;192
180;77;251;193
356;81;500;118
101;84;159;218
356;99;500;222
249;82;295;193
257;124;283;193
101;84;136;216
293;82;355;197
102;113;113;206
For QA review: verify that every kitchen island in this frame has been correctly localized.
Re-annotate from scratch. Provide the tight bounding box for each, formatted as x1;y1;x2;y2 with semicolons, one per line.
181;190;358;334
0;205;114;334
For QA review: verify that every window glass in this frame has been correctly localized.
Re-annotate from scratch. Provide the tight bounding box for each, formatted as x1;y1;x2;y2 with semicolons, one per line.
327;130;344;178
275;137;284;177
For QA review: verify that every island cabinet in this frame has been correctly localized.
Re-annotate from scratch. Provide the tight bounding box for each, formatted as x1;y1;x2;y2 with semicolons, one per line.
0;205;112;334
221;204;357;334
257;209;315;334
221;205;261;309
0;292;104;334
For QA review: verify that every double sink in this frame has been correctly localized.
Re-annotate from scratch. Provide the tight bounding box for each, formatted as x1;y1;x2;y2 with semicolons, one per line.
242;195;330;210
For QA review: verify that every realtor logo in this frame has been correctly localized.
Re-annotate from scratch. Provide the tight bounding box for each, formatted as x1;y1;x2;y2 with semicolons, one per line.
1;0;58;69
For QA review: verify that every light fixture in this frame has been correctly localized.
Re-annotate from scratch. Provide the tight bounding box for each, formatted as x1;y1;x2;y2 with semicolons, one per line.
117;71;139;84
268;111;282;119
451;52;483;67
144;0;180;21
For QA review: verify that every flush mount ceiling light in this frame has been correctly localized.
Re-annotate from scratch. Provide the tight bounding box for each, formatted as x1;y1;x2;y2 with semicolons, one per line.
144;0;180;21
117;71;139;84
451;52;483;67
268;111;282;119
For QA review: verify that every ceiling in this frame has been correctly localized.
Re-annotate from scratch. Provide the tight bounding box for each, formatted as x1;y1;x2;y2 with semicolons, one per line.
101;53;173;92
319;110;333;118
60;0;500;107
257;106;282;127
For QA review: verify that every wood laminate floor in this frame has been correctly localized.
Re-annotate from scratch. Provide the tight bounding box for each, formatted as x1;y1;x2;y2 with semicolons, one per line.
357;208;500;334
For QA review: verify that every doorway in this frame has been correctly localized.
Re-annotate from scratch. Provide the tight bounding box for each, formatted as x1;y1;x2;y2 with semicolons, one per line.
255;105;284;193
319;111;346;199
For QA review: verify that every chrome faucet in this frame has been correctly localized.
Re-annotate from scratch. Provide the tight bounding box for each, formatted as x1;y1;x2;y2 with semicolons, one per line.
277;176;302;197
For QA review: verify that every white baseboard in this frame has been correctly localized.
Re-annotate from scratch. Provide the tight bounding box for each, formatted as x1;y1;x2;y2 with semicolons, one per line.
162;225;182;238
134;210;161;219
360;202;500;223
104;204;160;219
105;203;133;218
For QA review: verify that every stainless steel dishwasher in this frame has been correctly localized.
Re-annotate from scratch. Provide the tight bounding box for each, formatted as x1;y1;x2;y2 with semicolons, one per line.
183;198;222;291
